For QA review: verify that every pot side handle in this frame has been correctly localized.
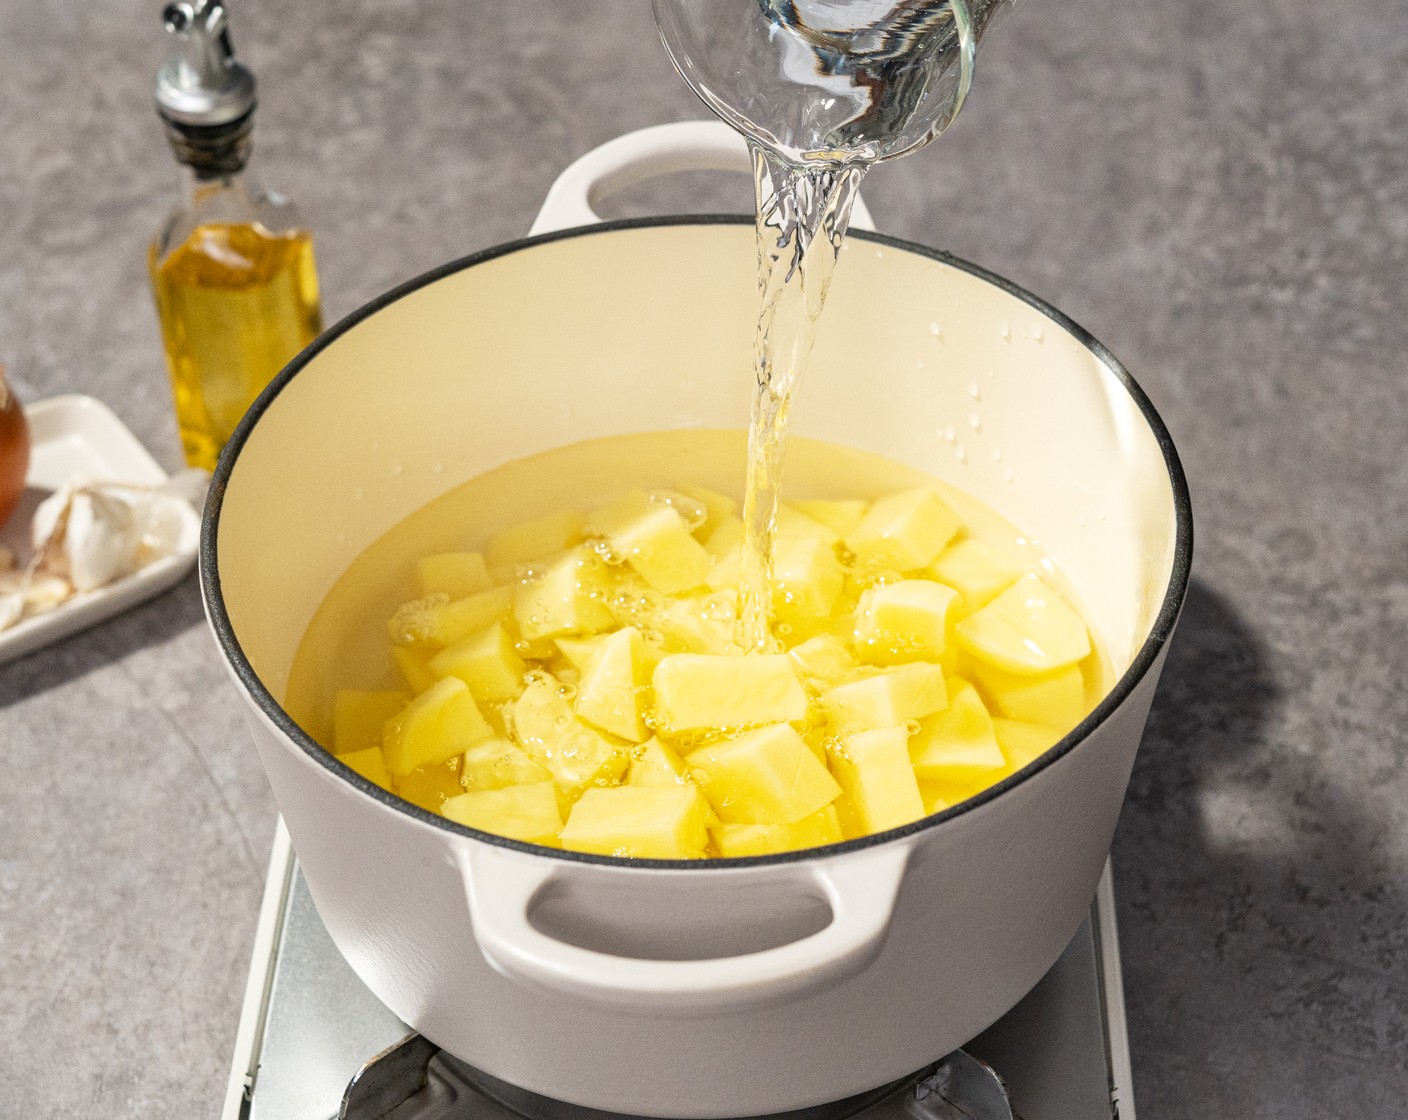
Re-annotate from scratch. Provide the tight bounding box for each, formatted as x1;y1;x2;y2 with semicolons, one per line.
528;120;877;237
458;842;909;1016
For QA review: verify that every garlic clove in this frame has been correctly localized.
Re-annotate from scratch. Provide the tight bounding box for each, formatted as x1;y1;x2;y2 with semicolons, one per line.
63;488;141;593
132;492;190;564
24;572;71;611
0;589;20;631
31;483;76;577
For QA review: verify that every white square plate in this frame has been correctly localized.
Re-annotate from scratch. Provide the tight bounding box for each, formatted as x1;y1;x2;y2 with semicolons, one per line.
0;394;200;666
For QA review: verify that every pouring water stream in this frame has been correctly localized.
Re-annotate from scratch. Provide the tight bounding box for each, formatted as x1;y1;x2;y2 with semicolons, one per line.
654;0;1007;651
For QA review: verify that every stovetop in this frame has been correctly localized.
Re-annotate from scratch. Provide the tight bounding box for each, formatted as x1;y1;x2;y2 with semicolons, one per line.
223;823;1135;1120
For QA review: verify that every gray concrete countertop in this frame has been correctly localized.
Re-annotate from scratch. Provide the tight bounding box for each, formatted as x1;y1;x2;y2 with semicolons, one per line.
2;1;1404;1116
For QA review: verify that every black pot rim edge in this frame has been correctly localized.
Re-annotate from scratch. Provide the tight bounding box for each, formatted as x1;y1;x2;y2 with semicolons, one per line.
200;214;1195;873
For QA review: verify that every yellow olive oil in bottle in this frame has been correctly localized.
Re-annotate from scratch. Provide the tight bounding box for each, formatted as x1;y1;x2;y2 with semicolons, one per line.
150;0;322;471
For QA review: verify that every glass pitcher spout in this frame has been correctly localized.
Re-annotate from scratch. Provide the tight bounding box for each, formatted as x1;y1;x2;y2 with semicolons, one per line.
656;0;1015;164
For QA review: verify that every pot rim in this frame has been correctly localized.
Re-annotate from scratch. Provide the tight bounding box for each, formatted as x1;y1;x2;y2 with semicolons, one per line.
201;214;1194;871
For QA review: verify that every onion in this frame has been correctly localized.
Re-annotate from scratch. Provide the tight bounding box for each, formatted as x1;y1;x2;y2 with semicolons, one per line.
0;365;30;530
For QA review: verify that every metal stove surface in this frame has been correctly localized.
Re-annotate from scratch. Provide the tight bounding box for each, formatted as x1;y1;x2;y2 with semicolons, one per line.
223;824;1135;1120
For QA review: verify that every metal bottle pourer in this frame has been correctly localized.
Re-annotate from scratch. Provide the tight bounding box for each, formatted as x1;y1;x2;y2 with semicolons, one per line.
155;0;257;176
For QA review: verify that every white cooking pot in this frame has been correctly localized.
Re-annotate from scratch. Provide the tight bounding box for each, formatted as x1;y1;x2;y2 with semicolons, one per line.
202;123;1191;1118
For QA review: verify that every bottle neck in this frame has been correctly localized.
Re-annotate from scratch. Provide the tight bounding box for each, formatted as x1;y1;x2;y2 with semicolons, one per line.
161;108;255;179
181;163;254;208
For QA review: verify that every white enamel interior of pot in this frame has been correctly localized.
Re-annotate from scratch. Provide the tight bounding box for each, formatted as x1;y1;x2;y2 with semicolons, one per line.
219;223;1175;700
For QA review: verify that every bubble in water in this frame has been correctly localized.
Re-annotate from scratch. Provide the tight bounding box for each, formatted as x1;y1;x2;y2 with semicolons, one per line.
651;489;709;531
904;719;922;737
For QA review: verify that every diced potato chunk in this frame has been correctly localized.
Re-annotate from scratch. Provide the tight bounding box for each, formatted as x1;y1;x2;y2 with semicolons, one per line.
820;663;947;731
560;785;711;858
396;759;465;812
339;745;391;788
332;689;408;755
705;545;741;592
829;727;926;834
687;724;841;825
383;677;494;776
956;573;1091;674
801;719;831;764
586;490;712;594
714;805;843;857
844;488;962;573
649;488;711;533
628;737;692;788
993;718;1060;770
971;661;1087;732
704;515;745;558
653;654;807;734
773;536;844;622
928;539;1021;610
790;499;867;537
677;485;737;538
776;505;841;546
651;594;740;655
460;737;551;791
554;634;607;674
387;586;514;649
443;781;563;845
416;551;492;599
430;622;527;703
392;645;437;694
853;579;960;666
509;676;629;792
787;634;856;689
486;510;586;570
918;778;977;816
513;547;615;642
575;626;650;742
908;680;1006;782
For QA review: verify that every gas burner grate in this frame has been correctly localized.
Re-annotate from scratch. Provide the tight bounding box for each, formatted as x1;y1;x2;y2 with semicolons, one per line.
339;1035;1014;1120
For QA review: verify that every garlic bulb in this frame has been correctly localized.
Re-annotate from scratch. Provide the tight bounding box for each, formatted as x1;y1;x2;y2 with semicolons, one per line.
0;473;194;634
33;481;142;592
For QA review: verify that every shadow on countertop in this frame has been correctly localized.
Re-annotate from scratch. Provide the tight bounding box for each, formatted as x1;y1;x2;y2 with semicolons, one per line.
0;569;206;707
1114;577;1408;1116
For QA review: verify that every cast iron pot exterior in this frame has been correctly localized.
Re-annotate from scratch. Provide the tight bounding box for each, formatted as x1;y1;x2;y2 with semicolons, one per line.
203;219;1191;1118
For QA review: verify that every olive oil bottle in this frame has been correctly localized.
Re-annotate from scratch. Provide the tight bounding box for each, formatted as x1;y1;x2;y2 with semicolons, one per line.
150;0;322;471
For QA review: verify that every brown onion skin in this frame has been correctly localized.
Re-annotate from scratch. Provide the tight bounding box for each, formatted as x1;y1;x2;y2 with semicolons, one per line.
0;366;30;530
